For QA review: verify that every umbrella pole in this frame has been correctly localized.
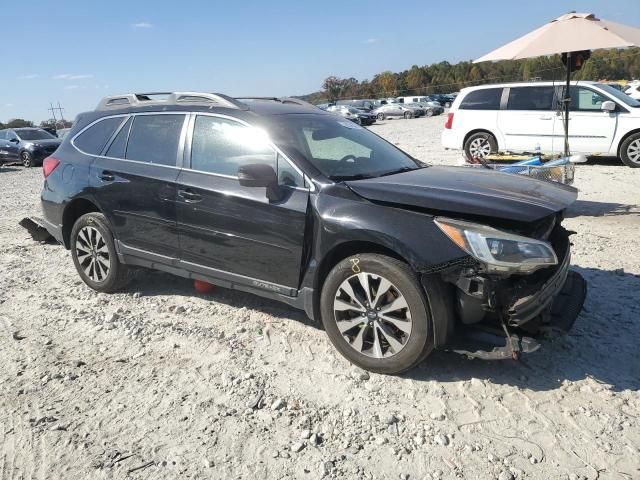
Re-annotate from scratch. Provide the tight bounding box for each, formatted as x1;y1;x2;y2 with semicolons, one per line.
563;52;571;158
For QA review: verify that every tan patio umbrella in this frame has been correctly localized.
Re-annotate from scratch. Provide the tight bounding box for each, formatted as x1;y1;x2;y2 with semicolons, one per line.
474;12;640;157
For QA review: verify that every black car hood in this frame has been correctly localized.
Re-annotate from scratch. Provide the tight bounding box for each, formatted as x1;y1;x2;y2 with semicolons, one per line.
345;166;578;223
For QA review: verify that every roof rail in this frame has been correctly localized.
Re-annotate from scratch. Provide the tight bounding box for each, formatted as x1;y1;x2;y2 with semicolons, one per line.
234;97;319;109
95;92;248;111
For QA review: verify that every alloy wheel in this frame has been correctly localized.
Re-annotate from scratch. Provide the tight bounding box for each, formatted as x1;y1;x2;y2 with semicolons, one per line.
469;137;492;159
333;272;412;359
75;226;111;282
21;152;32;167
626;139;640;165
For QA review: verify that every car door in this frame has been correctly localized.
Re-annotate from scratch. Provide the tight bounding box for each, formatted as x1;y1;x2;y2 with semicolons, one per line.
175;113;310;291
553;86;618;154
4;130;21;160
497;86;556;153
87;113;187;258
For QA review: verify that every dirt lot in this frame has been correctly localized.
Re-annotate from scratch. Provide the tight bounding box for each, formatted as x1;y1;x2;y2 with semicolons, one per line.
1;116;639;480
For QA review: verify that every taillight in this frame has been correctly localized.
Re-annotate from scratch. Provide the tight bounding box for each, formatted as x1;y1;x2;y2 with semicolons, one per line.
43;156;60;178
444;112;454;129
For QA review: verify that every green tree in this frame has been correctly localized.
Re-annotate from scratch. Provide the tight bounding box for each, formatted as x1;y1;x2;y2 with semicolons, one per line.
6;118;34;128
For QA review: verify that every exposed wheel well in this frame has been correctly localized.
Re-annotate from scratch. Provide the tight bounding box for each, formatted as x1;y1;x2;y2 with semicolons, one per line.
617;128;640;156
463;129;499;149
62;198;101;248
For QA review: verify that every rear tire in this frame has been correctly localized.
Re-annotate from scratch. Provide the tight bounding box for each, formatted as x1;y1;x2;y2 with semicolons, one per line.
620;133;640;168
320;254;434;374
403;111;412;119
426;109;434;117
463;132;498;162
70;212;130;293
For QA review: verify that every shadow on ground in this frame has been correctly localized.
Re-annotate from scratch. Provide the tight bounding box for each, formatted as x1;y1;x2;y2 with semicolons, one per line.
566;200;640;217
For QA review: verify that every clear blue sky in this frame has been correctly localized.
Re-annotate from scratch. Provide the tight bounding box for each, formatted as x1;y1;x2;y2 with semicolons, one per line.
1;0;638;123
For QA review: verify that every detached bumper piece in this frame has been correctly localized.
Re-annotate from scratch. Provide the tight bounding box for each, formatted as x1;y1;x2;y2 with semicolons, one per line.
449;270;587;360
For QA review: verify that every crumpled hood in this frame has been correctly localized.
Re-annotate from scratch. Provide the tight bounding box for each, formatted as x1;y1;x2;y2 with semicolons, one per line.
345;166;578;223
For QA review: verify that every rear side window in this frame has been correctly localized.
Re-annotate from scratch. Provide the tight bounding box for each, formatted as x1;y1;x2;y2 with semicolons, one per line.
459;88;502;110
105;117;132;158
125;114;185;166
0;131;6;140
74;117;124;155
507;87;555;110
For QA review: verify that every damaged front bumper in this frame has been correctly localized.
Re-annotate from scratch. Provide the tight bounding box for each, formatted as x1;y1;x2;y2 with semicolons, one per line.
445;226;587;359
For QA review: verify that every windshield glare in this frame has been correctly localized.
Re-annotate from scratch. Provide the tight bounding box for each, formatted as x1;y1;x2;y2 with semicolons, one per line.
597;83;640;107
266;114;420;180
16;129;56;140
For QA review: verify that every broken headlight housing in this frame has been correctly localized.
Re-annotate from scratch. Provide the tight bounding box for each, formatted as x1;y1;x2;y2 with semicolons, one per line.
435;217;557;274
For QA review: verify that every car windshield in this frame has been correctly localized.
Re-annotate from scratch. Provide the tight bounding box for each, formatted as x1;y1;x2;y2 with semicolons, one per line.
265;113;422;181
597;83;640;108
16;129;56;140
347;107;361;114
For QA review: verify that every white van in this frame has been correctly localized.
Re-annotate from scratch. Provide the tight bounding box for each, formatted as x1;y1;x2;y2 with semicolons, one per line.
441;81;640;167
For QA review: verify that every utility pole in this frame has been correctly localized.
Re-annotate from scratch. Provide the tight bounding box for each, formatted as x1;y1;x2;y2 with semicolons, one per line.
56;102;66;122
48;102;58;124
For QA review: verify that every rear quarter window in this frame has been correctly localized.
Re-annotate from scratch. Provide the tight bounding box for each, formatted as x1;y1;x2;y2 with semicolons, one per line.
459;88;502;110
74;117;124;155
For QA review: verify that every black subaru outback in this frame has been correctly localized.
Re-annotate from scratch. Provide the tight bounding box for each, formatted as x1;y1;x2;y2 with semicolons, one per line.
39;92;586;374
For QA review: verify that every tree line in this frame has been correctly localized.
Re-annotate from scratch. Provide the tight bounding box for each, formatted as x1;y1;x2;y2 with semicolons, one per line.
303;47;640;103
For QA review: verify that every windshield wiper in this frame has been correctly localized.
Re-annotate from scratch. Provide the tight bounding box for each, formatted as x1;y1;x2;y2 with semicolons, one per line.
378;166;420;177
331;173;377;182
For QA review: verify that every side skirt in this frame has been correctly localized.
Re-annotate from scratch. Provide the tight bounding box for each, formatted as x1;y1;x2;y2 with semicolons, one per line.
116;241;316;320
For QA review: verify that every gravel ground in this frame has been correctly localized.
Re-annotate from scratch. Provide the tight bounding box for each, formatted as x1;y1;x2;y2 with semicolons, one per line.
1;116;639;480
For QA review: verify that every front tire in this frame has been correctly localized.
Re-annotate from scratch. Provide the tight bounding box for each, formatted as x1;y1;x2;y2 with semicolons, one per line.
320;254;434;374
377;113;385;120
403;111;413;119
464;132;497;162
21;151;33;168
70;212;130;293
426;109;434;117
620;133;640;168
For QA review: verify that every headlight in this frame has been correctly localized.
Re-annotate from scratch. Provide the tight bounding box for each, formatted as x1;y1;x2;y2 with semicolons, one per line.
435;217;557;273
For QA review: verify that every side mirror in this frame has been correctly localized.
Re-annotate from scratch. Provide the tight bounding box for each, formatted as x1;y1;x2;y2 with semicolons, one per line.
237;163;282;201
9;138;19;143
601;100;616;112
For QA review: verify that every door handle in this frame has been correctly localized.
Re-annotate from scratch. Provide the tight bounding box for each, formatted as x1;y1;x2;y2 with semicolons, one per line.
178;189;202;203
99;171;115;182
539;116;552;120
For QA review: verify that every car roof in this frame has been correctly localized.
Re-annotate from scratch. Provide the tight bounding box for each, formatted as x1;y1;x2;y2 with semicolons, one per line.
78;92;330;126
460;80;598;92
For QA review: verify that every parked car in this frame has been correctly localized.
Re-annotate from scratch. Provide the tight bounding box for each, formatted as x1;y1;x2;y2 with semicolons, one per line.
442;81;640;167
408;102;444;117
403;103;426;117
336;99;376;111
40;91;584;374
327;105;376;125
372;103;415;120
0;127;61;167
397;96;442;109
430;94;455;108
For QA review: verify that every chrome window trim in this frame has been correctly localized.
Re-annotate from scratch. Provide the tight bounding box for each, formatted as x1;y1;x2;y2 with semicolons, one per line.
71;110;316;191
72;112;188;168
